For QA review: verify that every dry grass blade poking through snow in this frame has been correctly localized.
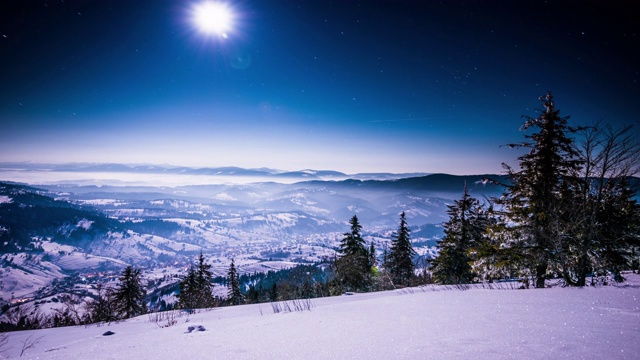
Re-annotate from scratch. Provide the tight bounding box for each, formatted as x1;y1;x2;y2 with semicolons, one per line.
0;333;9;355
271;299;314;314
20;334;45;357
147;310;181;328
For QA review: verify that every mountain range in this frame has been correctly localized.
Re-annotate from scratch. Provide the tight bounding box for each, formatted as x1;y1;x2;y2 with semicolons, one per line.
0;162;430;182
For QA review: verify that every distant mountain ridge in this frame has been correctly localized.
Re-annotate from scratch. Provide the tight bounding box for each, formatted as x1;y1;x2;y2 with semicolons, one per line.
301;173;508;195
0;162;430;182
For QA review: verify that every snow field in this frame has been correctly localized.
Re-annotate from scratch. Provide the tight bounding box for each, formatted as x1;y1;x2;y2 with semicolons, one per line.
3;274;639;359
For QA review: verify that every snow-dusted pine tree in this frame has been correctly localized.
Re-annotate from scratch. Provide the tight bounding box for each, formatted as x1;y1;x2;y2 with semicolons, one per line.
113;266;146;319
499;93;582;288
195;251;215;306
178;252;216;311
177;266;198;311
431;185;488;284
384;212;416;286
227;258;245;305
334;215;370;292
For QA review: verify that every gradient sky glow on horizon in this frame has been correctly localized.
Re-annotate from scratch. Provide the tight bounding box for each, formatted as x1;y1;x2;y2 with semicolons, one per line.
1;0;638;174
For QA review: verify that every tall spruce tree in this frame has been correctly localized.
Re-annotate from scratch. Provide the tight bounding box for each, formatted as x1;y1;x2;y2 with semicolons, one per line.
113;266;146;319
227;258;245;305
177;266;198;311
178;252;216;311
195;251;215;306
431;185;488;284
384;212;416;286
500;93;582;288
339;215;367;255
334;215;370;292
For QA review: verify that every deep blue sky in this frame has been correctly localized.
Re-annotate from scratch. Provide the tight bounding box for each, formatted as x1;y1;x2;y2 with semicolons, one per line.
1;0;638;174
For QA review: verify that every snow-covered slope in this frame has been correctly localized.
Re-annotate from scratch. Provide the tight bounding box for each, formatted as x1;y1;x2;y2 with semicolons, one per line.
3;274;639;359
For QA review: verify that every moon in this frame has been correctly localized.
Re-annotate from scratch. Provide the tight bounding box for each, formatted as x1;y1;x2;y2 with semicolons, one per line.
193;2;233;37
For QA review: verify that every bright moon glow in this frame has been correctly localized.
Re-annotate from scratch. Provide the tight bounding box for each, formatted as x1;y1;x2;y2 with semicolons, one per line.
193;2;233;37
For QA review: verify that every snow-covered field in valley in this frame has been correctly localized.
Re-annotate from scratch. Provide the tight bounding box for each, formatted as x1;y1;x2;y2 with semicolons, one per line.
3;274;639;360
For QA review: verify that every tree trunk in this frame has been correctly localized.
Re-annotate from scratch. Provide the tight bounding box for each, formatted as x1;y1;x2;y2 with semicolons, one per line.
535;262;547;288
576;255;588;287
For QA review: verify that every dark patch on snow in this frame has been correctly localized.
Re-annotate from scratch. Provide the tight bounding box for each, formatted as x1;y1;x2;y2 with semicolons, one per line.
102;331;115;336
187;325;206;333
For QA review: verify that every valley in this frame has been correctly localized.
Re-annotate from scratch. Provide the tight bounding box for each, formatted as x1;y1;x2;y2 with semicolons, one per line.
0;169;505;315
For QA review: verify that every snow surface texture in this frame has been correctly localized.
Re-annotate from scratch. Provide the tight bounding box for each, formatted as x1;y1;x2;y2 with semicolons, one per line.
2;275;639;359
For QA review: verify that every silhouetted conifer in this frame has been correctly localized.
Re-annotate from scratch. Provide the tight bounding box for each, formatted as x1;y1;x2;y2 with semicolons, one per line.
499;93;582;287
431;185;488;284
384;212;416;286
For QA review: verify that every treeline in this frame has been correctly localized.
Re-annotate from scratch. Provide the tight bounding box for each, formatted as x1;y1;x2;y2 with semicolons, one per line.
175;254;333;308
244;263;332;302
173;212;424;311
431;93;640;287
330;212;425;293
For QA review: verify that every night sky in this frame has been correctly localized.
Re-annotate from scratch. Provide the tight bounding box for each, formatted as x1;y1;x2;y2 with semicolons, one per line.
1;0;638;174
